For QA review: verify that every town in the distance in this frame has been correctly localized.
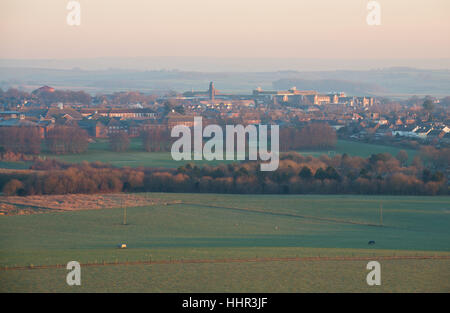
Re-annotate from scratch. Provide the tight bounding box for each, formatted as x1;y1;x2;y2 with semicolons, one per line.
0;82;448;149
0;81;448;200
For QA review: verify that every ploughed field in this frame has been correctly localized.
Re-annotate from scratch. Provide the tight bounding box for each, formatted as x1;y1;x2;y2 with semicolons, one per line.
0;193;449;292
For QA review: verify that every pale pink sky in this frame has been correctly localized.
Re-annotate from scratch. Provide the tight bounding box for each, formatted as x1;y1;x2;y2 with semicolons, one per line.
0;0;449;59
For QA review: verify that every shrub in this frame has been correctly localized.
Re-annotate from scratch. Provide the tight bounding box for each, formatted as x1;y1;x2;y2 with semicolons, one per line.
2;179;24;196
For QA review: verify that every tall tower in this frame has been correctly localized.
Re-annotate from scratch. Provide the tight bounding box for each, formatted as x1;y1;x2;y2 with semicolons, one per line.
208;81;215;101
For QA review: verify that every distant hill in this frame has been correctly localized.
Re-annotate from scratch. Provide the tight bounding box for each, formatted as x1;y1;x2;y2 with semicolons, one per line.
272;78;385;95
0;65;449;98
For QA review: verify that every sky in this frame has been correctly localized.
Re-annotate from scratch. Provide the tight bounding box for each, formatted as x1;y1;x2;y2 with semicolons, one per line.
0;0;449;61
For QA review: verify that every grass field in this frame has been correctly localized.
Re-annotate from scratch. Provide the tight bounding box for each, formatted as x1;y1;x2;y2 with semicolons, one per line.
0;161;32;170
0;193;449;292
0;139;417;169
39;138;226;168
297;140;417;159
36;139;416;168
2;259;448;292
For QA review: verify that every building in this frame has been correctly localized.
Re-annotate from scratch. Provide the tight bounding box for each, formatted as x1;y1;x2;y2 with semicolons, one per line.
166;112;197;128
208;82;216;101
0;118;52;138
0;111;22;119
80;108;156;119
182;81;219;100
252;87;354;106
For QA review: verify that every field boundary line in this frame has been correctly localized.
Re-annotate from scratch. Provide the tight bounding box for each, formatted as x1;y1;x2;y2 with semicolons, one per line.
2;255;450;271
180;201;382;227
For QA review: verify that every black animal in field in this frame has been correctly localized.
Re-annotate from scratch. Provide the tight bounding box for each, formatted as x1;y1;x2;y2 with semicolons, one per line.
368;240;376;245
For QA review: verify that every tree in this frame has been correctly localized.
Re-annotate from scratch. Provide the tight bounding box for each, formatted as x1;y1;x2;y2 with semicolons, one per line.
299;166;313;180
369;153;392;164
422;169;433;183
141;128;170;152
279;124;337;151
396;150;409;167
431;171;445;182
440;96;450;106
325;166;340;180
108;132;130;152
0;127;42;154
34;89;91;106
411;155;423;169
2;179;24;196
174;105;185;115
423;99;434;112
46;126;89;154
314;168;328;181
162;100;181;116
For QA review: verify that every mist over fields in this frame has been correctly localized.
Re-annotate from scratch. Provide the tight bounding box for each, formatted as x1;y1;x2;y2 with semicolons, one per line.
0;58;449;97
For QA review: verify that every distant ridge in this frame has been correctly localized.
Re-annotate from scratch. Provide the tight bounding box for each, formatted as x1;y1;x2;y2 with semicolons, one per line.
1;66;449;97
273;78;385;96
1;57;450;72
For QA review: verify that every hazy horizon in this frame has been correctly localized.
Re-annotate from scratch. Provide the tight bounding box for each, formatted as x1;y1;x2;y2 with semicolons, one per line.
1;57;450;72
1;0;449;95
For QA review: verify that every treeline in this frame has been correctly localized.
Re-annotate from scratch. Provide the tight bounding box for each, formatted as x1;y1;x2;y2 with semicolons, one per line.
0;122;336;157
46;126;89;154
118;123;336;154
0;126;173;155
35;90;91;106
0;88;91;106
106;91;157;106
0;126;90;155
280;124;336;151
1;151;447;196
0;127;42;154
141;128;172;152
0;88;159;107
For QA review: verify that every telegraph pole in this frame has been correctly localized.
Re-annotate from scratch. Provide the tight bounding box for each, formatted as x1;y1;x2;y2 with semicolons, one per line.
380;202;383;226
122;199;127;225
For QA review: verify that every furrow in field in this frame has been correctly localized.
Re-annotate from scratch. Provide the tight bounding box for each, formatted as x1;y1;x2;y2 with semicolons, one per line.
180;202;383;227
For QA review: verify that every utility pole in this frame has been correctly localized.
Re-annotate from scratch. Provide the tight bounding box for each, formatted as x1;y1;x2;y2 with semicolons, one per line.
122;199;127;225
380;202;383;226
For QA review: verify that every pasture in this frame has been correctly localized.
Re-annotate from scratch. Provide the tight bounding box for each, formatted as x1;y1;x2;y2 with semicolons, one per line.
1;259;449;292
0;193;449;292
33;139;415;168
297;140;417;159
39;137;229;168
0;139;417;169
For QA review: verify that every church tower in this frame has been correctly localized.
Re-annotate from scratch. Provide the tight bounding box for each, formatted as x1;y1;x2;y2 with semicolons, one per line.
208;81;215;101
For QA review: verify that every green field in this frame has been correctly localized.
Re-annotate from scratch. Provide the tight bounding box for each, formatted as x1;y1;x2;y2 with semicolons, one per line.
2;259;448;293
0;193;449;292
46;139;417;168
0;161;32;170
39;138;229;168
297;140;417;159
0;139;417;169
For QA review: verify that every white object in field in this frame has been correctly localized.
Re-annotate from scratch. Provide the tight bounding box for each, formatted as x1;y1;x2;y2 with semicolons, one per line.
119;243;127;249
